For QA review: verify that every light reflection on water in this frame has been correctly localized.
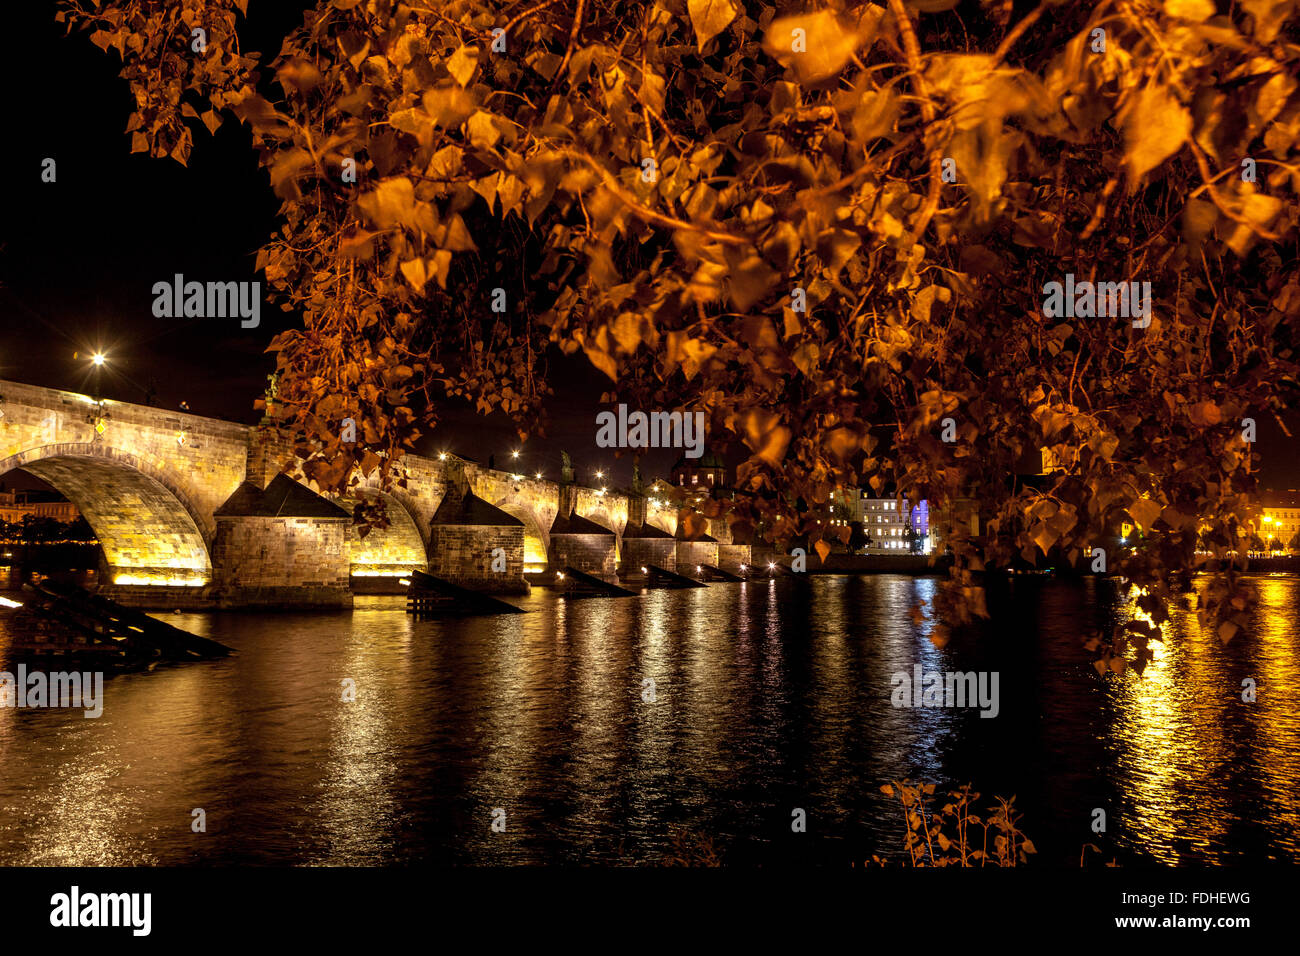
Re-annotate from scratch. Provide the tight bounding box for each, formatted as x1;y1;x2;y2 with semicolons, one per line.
0;573;1297;865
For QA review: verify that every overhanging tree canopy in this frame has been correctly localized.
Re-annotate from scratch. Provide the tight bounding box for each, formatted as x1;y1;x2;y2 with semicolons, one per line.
56;0;1300;670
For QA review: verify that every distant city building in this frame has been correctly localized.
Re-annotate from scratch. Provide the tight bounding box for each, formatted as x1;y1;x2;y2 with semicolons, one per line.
857;492;930;554
670;451;727;492
1260;489;1300;550
0;487;81;524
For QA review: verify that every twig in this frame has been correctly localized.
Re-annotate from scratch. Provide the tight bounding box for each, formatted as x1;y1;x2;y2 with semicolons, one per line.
552;0;587;85
502;0;564;40
992;1;1047;66
549;147;751;246
886;0;942;250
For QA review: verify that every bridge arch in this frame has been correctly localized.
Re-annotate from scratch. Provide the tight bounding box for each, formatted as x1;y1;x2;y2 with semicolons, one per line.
0;443;213;585
471;490;550;568
341;487;429;576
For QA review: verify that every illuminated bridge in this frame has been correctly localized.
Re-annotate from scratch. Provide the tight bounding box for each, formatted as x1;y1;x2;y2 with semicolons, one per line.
0;379;741;608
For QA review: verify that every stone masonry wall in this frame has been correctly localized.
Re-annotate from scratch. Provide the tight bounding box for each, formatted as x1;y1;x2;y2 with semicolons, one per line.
211;515;352;607
550;533;617;581
675;540;720;572
427;524;527;594
621;538;677;573
718;543;753;573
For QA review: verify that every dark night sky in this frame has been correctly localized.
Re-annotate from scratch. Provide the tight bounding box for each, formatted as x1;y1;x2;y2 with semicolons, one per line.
1;2;1295;495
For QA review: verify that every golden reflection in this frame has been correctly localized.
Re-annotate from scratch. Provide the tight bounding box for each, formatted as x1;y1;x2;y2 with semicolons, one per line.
1107;577;1300;863
314;626;401;864
1244;577;1300;853
2;573;1297;865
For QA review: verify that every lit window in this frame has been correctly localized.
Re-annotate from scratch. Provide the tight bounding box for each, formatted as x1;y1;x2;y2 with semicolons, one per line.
692;474;698;484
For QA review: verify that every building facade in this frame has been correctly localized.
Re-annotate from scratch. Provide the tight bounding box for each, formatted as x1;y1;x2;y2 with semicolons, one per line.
857;493;930;554
1261;489;1300;551
0;488;81;524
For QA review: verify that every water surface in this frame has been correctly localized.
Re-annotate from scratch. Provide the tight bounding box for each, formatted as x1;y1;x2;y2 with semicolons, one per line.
1;572;1297;865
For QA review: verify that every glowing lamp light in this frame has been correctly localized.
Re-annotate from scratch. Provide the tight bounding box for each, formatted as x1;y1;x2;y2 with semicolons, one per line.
91;353;106;366
113;573;206;587
0;596;23;609
641;566;648;573
596;470;604;479
399;578;411;586
768;562;776;570
512;450;520;459
535;473;542;480
438;452;448;461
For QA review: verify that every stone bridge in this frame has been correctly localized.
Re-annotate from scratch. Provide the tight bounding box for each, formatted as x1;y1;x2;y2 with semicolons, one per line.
0;379;700;608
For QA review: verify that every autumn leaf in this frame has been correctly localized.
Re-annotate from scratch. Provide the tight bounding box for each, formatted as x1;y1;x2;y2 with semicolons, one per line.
466;110;500;149
1124;82;1191;184
1188;400;1222;427
725;251;778;311
680;512;711;539
739;409;792;467
400;258;431;294
1128;498;1163;531
687;0;738;51
357;177;416;229
447;46;479;87
764;11;871;84
1163;0;1215;19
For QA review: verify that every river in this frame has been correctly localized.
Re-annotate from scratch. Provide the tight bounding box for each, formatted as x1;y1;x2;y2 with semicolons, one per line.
1;571;1297;865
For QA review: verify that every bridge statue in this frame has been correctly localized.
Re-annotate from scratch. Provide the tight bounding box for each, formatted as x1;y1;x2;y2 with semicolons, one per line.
561;451;573;484
260;370;281;424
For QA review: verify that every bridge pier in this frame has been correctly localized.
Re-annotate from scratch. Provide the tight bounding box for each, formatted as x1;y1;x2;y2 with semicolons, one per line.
209;474;354;609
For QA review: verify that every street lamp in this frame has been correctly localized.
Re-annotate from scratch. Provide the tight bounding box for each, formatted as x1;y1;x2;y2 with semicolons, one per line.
87;352;108;421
